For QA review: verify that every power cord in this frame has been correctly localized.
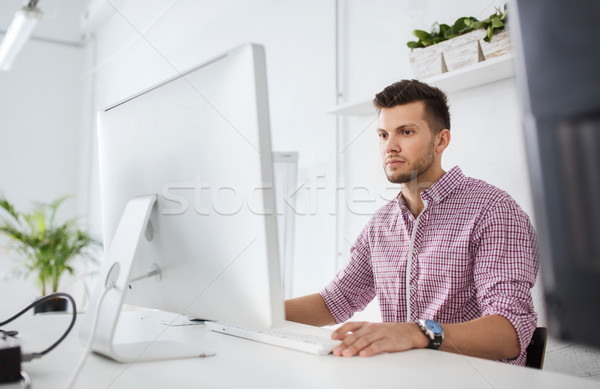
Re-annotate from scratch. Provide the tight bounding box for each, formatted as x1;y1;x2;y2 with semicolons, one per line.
0;292;77;362
64;283;116;389
19;371;31;389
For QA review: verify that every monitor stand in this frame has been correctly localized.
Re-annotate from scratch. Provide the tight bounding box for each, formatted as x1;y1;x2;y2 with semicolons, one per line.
79;194;212;362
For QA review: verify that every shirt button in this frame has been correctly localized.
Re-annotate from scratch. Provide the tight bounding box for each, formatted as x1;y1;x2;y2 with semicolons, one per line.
413;247;419;255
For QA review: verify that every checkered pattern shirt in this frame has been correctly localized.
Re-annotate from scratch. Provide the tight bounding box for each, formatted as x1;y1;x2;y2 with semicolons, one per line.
320;166;539;365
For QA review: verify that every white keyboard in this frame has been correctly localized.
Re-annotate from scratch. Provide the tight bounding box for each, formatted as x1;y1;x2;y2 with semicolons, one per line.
205;321;340;355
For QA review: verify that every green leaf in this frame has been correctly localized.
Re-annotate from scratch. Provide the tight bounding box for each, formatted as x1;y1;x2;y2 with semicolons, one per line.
463;17;478;33
454;17;468;31
461;17;478;32
500;5;508;21
420;37;434;47
443;30;457;39
0;195;21;223
439;23;451;36
471;21;484;30
413;29;431;40
407;41;422;49
484;25;494;42
491;17;504;29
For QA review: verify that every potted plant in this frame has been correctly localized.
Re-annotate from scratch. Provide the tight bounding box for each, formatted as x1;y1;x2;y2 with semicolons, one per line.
407;5;510;78
0;194;100;313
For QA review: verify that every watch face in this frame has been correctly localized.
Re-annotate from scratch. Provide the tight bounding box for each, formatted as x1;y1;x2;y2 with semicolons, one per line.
425;319;443;335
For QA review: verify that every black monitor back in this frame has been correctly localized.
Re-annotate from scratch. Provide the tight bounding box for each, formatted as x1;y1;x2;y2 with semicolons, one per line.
512;0;600;346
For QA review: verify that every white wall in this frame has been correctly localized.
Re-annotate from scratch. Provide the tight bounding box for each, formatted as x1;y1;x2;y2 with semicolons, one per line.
0;41;83;208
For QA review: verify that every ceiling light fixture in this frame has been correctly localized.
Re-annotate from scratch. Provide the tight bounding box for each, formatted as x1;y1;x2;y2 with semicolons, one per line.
0;0;43;71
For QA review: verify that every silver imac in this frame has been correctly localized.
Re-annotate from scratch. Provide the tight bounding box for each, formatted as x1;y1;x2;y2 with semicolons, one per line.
80;43;284;362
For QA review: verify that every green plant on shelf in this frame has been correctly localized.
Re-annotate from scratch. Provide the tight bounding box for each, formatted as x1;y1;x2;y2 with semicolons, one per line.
0;194;100;296
407;4;508;49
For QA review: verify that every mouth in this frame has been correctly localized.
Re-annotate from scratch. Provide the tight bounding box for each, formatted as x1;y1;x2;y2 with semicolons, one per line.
386;158;406;167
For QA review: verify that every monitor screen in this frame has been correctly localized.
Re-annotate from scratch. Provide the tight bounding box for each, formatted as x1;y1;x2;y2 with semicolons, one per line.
82;43;285;361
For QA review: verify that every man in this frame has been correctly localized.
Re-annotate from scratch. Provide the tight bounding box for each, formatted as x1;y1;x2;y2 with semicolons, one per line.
285;80;539;365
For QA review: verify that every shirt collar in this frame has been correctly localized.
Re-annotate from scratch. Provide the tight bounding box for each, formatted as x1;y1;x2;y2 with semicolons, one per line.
394;166;465;210
420;166;465;205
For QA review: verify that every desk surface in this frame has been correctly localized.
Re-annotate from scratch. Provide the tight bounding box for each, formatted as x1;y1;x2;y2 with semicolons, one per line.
8;311;600;389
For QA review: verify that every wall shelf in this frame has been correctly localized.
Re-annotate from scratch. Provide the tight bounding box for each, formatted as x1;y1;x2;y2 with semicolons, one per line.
328;53;515;117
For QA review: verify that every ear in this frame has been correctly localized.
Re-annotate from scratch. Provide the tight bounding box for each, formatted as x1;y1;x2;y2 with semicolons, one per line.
435;129;451;153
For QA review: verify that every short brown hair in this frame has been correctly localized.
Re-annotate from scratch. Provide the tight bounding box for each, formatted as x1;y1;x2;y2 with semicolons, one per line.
373;79;451;133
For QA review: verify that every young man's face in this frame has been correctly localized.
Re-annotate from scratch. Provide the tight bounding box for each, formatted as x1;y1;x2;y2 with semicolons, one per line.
377;101;438;184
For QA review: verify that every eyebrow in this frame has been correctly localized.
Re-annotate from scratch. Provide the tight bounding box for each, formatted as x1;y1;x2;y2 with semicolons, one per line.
376;123;420;132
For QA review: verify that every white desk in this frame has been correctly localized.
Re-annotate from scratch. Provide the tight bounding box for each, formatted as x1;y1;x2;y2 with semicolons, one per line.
7;311;600;389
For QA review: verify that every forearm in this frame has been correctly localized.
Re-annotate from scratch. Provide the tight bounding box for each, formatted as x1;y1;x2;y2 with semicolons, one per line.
331;314;520;359
440;315;520;360
285;293;336;327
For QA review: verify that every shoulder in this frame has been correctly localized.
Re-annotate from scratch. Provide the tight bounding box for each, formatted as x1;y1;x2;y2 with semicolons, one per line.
457;176;513;204
452;176;524;215
446;175;534;231
455;177;535;240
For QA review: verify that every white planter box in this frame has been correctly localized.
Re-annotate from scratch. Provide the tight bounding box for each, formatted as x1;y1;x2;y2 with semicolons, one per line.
408;29;511;78
443;29;485;71
408;41;449;79
480;29;511;59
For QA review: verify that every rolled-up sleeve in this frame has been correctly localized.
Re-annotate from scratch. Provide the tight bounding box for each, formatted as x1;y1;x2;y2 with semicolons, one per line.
320;222;376;324
472;198;540;365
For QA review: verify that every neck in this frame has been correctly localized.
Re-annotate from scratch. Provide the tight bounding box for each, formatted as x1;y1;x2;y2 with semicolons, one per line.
401;164;445;218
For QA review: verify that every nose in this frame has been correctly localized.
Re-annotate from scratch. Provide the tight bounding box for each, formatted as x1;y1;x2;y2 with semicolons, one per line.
384;133;400;154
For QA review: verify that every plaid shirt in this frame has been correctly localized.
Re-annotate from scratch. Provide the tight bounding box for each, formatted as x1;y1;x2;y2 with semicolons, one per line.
320;166;539;365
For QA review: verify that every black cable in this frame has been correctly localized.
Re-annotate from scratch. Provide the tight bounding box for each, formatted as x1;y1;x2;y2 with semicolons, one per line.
0;329;18;337
0;292;77;360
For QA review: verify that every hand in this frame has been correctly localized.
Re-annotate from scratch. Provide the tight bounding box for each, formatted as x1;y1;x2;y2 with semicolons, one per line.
331;321;428;357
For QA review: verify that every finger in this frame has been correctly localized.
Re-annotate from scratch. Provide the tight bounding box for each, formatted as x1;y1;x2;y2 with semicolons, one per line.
341;332;381;357
335;324;383;357
358;339;388;358
331;321;367;340
333;331;360;356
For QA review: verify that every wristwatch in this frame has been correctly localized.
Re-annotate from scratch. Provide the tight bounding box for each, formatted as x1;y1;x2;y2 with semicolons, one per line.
416;319;444;350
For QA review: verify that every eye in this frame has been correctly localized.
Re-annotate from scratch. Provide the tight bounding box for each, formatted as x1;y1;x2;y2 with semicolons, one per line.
402;129;414;136
378;132;388;140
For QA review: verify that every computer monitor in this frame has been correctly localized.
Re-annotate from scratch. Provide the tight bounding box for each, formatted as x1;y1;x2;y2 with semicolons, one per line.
512;0;600;347
80;43;285;362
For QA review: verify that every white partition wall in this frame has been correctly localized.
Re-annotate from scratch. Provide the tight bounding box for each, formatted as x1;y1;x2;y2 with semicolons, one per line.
273;152;299;299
